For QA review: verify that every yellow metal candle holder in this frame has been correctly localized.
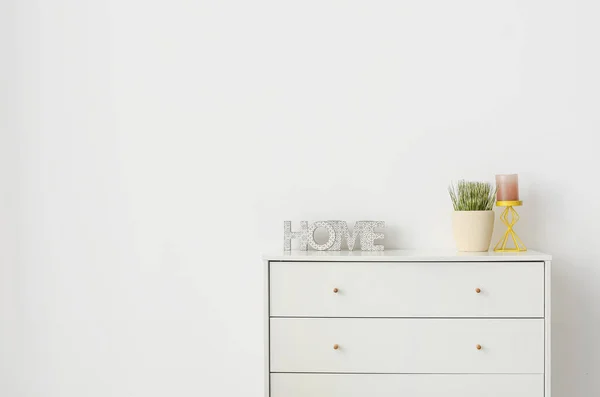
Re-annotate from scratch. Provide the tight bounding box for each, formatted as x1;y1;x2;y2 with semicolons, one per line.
494;200;527;252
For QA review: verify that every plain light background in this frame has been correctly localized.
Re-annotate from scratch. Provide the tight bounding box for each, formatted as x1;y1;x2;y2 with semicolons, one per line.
1;0;599;396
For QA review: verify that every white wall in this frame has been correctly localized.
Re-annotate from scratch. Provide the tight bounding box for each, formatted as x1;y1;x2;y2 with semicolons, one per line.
1;0;19;393
2;0;599;396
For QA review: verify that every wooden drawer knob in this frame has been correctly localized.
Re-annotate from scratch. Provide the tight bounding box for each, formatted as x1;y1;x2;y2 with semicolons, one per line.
333;288;339;293
476;344;482;350
333;344;340;350
475;288;481;294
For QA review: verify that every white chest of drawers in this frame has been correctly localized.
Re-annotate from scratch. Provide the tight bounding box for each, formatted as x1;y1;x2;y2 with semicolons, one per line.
264;250;551;397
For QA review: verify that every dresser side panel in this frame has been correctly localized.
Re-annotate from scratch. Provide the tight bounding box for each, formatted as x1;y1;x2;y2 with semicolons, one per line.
264;259;270;397
545;260;552;397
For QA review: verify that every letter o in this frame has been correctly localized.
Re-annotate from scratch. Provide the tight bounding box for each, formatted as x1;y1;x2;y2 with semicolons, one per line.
307;221;336;251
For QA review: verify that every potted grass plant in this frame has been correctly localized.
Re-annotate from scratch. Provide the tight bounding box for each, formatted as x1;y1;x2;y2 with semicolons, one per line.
449;180;496;252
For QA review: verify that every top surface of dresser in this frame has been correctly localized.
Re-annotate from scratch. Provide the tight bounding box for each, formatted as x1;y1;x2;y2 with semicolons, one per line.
264;249;551;262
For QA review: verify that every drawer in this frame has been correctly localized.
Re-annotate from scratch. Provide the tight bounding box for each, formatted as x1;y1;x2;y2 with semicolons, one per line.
270;318;544;373
271;373;544;397
270;261;544;317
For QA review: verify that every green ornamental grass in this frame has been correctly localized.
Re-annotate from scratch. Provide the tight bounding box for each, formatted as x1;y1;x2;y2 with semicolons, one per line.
449;180;496;211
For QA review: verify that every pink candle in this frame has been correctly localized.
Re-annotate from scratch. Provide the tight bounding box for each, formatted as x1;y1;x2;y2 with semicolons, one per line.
496;174;519;201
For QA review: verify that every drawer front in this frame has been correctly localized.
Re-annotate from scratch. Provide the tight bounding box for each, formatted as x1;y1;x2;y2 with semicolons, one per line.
271;373;544;397
270;261;544;317
270;318;544;373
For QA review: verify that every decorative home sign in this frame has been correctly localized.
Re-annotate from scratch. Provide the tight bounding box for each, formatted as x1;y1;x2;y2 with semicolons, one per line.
284;221;385;251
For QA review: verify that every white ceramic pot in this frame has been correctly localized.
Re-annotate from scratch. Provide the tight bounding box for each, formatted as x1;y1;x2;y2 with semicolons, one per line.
452;211;495;252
